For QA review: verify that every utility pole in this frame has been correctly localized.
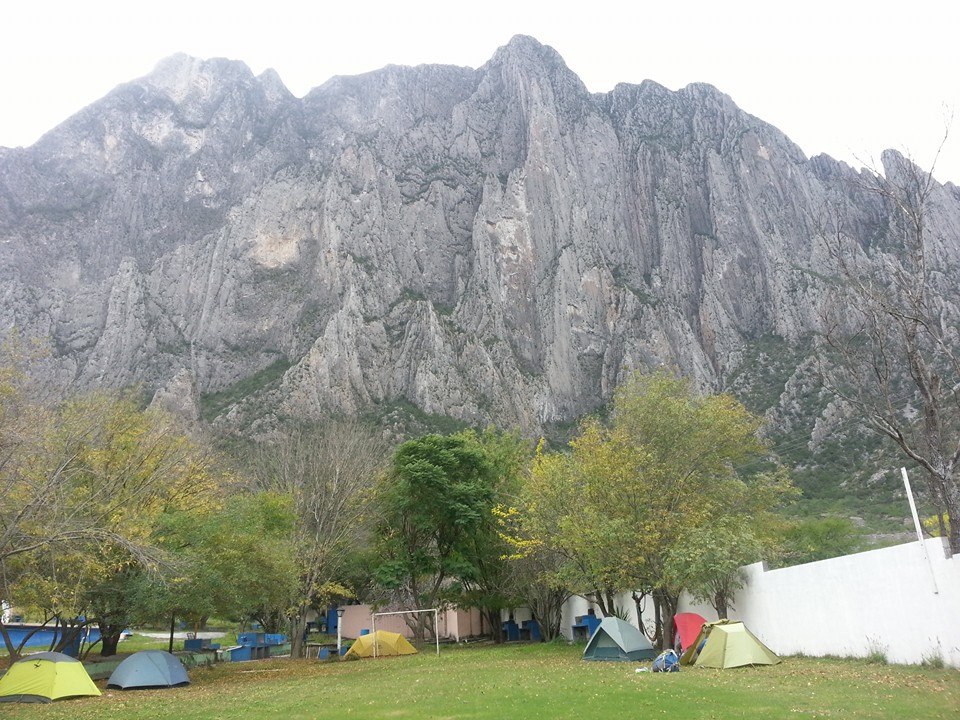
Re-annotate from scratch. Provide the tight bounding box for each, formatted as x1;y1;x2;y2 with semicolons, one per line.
901;467;939;594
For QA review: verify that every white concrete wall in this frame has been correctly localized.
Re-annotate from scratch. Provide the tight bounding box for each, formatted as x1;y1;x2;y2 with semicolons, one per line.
558;592;644;639
677;538;959;667
552;539;959;667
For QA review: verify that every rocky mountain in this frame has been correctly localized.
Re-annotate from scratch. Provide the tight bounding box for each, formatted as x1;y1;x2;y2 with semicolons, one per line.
2;34;959;476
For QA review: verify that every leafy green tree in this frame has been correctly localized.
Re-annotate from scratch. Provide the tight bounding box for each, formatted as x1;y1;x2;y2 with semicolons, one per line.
512;371;794;649
520;423;648;618
374;433;496;639
777;517;862;566
454;429;531;641
611;372;791;647
663;517;766;619
494;504;571;641
131;492;299;650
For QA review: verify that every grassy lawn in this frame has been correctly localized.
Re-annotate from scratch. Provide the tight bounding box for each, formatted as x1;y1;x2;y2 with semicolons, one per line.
1;642;957;719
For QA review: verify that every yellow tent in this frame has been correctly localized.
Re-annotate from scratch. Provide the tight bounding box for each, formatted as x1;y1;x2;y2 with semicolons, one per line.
343;630;418;659
680;620;781;669
0;651;101;703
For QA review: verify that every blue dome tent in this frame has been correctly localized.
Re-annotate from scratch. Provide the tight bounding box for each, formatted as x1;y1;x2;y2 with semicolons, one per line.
107;651;190;690
582;617;656;662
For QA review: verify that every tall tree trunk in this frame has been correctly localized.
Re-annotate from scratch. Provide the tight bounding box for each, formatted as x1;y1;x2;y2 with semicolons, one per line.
0;620;18;661
48;616;61;651
632;590;652;642
54;620;84;656
290;607;309;659
0;564;17;659
529;590;567;641
483;607;503;643
944;479;960;555
100;622;124;656
652;588;679;651
713;591;728;620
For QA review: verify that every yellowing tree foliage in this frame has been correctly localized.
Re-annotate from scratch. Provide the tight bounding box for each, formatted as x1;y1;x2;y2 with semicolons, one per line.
0;377;227;658
514;371;794;648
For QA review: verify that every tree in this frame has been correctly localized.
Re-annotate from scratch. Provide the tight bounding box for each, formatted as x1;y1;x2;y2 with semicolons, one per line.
0;390;215;566
252;420;389;658
374;433;496;640
820;143;960;553
520;424;649;619
612;372;791;648
454;429;531;642
494;504;571;641
663;517;766;619
128;492;299;653
512;372;793;649
0;388;220;658
775;517;861;566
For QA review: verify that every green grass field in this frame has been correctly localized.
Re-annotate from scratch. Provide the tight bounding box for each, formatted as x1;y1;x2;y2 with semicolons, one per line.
1;642;957;719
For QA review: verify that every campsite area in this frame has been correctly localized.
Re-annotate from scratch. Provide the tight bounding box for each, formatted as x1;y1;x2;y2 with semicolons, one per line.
1;643;956;720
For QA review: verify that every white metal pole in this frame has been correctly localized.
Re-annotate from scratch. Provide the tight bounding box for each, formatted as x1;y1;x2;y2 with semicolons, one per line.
337;616;342;658
901;467;939;594
434;610;439;656
372;614;378;658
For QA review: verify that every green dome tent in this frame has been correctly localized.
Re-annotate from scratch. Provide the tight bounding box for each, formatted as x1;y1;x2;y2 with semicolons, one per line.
0;651;101;703
582;617;656;662
107;650;190;689
680;620;781;669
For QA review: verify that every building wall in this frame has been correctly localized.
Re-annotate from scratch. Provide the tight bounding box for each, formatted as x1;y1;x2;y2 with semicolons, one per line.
451;607;487;638
559;592;644;638
339;605;471;641
555;538;960;667
678;537;959;667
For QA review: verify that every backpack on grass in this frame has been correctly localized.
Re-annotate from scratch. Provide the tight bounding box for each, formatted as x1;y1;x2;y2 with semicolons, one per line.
652;649;680;672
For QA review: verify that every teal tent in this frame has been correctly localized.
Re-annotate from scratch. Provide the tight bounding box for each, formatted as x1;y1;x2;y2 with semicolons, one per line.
582;617;656;661
107;651;190;690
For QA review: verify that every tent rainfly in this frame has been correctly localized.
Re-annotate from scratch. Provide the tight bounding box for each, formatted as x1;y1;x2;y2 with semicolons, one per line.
680;620;781;669
673;612;708;652
107;650;190;689
582;617;656;662
0;651;101;703
343;630;418;659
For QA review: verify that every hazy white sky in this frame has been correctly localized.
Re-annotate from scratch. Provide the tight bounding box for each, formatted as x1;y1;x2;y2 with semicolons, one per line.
3;0;958;182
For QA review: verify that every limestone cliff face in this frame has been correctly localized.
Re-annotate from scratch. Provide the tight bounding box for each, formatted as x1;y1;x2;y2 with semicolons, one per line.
2;36;958;433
